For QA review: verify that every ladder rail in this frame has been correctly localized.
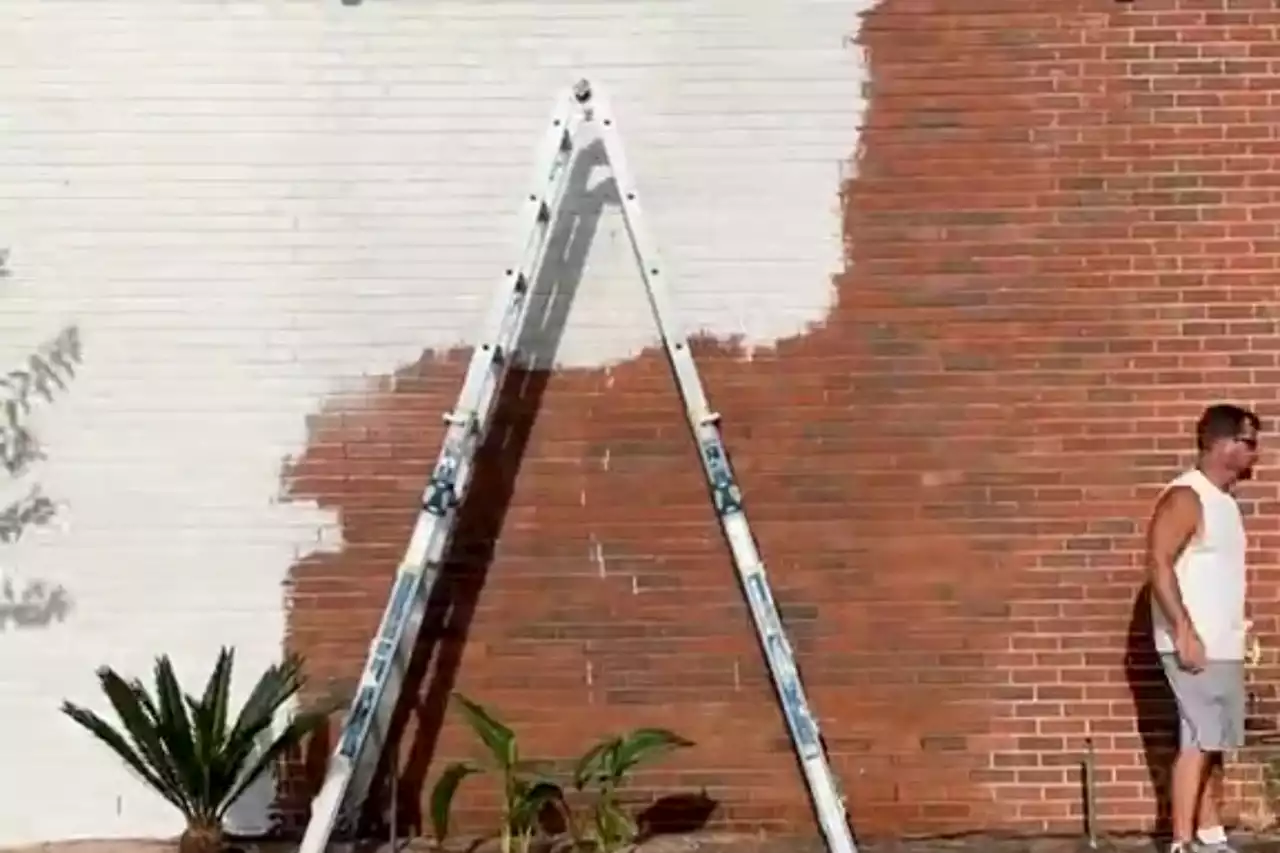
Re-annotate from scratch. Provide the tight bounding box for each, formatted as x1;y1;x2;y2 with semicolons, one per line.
298;94;586;853
587;84;859;853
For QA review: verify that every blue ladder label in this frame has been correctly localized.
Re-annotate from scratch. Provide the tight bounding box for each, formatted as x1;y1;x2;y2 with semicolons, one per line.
337;686;376;759
699;438;743;516
767;635;822;760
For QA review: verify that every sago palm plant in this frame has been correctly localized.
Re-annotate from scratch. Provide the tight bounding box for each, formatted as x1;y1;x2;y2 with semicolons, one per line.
61;647;333;853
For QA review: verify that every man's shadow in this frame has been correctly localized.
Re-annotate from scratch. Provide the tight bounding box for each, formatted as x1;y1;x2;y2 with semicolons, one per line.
1125;583;1179;843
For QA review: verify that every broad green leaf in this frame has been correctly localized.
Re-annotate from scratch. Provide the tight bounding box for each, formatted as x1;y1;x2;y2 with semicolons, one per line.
613;728;692;776
453;693;517;769
428;761;481;843
573;736;619;790
509;779;565;832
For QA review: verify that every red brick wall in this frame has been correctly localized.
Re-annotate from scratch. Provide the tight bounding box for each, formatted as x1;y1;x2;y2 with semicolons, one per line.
283;0;1280;839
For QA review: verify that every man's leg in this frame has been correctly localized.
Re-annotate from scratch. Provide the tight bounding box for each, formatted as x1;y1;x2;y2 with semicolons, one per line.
1192;662;1246;852
1171;744;1207;846
1196;754;1226;839
1162;656;1215;850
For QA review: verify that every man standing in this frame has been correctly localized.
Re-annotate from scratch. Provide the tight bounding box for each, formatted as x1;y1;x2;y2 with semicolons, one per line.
1147;403;1261;853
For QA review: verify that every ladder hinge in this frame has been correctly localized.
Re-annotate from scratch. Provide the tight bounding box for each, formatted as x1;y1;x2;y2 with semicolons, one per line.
700;440;743;515
506;269;529;293
423;458;461;517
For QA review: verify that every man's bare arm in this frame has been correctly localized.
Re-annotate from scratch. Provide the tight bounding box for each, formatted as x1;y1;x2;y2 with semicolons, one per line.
1146;485;1200;636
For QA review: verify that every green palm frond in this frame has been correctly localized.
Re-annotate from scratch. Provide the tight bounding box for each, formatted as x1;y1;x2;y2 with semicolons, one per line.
59;699;189;815
219;707;331;818
101;666;193;814
454;692;517;768
223;656;305;759
154;656;206;818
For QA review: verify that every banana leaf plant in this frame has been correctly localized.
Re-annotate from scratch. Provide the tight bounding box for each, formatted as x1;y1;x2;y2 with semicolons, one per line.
571;729;693;852
60;648;335;853
429;693;565;853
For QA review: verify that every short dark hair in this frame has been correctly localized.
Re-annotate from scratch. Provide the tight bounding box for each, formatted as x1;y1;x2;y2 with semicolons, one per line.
1196;403;1261;452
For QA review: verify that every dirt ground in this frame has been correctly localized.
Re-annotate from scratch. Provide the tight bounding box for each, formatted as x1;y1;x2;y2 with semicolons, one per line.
8;832;1280;853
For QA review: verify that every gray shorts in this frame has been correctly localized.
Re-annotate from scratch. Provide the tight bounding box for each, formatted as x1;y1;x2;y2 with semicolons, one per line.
1160;655;1246;751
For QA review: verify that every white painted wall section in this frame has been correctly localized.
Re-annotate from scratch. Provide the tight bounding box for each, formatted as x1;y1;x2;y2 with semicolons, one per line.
0;0;872;845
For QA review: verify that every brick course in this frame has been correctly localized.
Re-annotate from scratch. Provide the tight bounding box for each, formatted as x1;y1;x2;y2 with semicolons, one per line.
283;0;1280;840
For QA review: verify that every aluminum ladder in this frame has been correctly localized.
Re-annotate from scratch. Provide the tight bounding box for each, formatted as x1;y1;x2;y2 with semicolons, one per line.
297;78;858;853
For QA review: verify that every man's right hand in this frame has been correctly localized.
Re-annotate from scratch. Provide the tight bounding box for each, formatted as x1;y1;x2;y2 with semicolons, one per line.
1176;627;1207;672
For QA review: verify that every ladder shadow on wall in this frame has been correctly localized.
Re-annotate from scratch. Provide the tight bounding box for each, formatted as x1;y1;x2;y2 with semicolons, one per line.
359;137;617;838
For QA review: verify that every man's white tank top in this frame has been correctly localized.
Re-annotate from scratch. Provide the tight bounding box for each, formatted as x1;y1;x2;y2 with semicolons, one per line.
1151;469;1248;661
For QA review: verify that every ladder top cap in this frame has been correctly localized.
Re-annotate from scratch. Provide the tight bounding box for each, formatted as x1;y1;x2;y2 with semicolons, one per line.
572;79;593;104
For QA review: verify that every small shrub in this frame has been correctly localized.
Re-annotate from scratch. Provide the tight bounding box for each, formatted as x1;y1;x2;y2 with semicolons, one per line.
61;648;335;853
429;692;693;853
570;729;693;852
430;693;566;853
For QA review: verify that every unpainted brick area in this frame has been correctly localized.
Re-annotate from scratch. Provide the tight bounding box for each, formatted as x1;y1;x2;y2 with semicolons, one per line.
281;0;1280;841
